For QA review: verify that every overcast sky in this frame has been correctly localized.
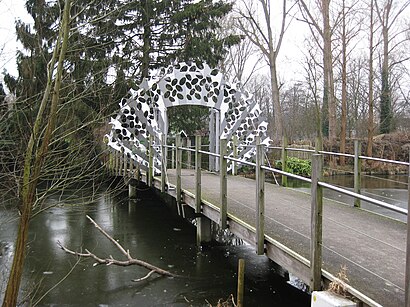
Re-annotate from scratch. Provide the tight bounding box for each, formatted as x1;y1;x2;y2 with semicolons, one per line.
0;1;308;80
0;0;31;80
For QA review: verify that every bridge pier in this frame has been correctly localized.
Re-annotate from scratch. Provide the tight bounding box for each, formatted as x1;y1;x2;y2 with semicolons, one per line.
129;180;137;199
196;216;212;247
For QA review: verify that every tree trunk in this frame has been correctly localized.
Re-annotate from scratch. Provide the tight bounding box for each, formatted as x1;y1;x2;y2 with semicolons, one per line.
379;22;391;134
322;0;336;147
141;0;151;79
340;0;347;165
366;0;375;156
2;2;71;305
270;57;284;139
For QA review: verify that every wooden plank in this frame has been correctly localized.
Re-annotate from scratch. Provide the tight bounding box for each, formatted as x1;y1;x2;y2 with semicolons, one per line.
256;143;265;255
220;138;228;229
310;154;323;290
354;140;361;208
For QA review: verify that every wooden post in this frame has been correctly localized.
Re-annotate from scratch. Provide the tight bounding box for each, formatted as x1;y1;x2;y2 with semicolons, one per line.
114;151;117;176
148;135;154;187
256;142;265;255
123;152;127;177
310;154;323;291
354;140;361;208
109;151;113;175
176;136;182;207
281;135;288;187
171;142;175;169
237;259;245;307
161;134;166;193
232;135;238;176
117;151;121;176
209;110;215;171
220;138;228;229
187;138;192;169
195;135;202;213
405;151;410;307
129;155;134;178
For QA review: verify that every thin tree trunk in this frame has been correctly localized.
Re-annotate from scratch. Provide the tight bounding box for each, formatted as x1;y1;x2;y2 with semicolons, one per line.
141;0;151;79
270;57;284;139
340;0;347;166
322;0;336;147
367;0;374;156
2;2;71;305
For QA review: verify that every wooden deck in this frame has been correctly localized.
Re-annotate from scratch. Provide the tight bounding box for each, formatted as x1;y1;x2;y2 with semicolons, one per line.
152;169;406;307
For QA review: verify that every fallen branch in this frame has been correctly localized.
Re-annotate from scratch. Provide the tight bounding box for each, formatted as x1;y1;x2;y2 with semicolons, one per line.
57;215;178;281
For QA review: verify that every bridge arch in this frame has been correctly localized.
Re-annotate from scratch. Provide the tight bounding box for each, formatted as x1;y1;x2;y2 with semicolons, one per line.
106;62;271;173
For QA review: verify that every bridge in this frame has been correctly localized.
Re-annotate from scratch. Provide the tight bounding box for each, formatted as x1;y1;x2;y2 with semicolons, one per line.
103;61;410;307
106;139;409;307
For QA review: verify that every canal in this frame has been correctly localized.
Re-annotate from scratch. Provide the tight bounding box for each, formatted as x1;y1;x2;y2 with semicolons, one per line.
0;185;309;306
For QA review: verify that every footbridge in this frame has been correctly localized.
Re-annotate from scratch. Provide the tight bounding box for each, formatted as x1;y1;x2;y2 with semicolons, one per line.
104;62;410;307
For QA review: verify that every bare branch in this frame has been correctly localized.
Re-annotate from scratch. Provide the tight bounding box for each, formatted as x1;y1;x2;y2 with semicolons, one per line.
57;216;179;281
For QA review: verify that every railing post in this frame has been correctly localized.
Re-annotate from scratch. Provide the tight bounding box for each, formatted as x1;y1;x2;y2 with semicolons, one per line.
256;142;265;255
123;152;127;177
232;135;238;176
405;151;410;307
220;138;228;229
310;154;323;291
109;150;113;175
117;151;121;176
187;138;192;169
176;136;182;207
148;135;154;187
195;135;202;213
128;158;137;199
129;154;134;177
171;142;175;169
281;135;288;187
161;134;166;193
354;140;361;208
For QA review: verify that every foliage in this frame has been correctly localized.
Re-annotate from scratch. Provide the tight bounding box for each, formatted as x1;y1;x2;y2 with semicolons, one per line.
275;157;311;177
167;105;210;136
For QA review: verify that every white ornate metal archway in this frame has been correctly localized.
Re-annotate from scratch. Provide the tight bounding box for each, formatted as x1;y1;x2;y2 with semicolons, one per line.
106;62;271;173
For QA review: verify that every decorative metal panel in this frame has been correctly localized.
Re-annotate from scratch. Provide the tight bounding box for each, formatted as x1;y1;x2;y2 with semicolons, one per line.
106;62;271;173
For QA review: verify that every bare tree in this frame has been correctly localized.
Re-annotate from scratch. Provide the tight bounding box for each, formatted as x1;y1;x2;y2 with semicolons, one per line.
367;0;376;156
374;0;410;134
298;0;336;150
219;16;263;86
2;1;72;305
333;0;362;164
236;0;295;140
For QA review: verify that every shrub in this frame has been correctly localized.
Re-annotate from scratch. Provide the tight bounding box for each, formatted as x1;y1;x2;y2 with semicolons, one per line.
275;157;311;177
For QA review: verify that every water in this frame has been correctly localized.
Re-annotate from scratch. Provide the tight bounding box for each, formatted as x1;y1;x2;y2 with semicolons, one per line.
281;174;408;222
0;187;309;306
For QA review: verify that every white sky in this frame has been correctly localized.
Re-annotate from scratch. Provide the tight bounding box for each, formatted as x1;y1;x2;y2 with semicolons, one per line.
1;0;408;93
0;0;31;80
0;0;307;88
